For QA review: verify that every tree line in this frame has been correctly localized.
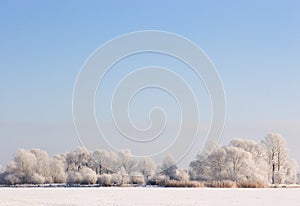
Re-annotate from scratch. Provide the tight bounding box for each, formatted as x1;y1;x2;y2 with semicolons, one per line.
0;133;298;187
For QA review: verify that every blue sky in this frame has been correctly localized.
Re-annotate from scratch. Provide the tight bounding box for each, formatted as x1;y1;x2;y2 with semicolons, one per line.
0;1;300;166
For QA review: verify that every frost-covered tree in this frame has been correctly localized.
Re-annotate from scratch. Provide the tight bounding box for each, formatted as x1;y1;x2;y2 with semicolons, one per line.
138;157;156;180
106;151;119;172
130;171;145;185
91;149;108;174
3;149;67;185
297;173;300;184
161;154;178;180
66;171;81;184
225;145;267;182
91;149;118;174
97;174;112;186
66;147;91;172
118;149;136;174
5;149;42;184
1;135;297;187
30;149;52;183
148;173;168;185
67;167;97;185
80;167;97;184
176;169;189;182
110;173;123;186
205;146;227;180
49;158;66;183
229;139;267;164
190;134;298;185
189;153;210;180
0;164;6;185
224;146;251;181
190;141;268;183
229;139;269;182
263;133;288;184
284;159;298;184
119;167;130;185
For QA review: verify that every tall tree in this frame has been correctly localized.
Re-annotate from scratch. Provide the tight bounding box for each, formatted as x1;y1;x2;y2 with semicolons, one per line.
263;133;288;184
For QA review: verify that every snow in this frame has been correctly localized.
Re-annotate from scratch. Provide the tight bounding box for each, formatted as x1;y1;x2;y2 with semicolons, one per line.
0;187;299;206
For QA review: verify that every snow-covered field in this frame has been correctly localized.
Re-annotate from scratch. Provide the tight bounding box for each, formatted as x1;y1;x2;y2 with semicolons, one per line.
0;187;299;206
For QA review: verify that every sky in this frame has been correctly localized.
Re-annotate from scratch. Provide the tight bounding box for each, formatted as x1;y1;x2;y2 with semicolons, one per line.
0;0;300;167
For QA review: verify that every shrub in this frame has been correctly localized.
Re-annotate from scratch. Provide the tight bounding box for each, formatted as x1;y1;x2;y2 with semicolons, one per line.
66;168;97;185
67;171;81;184
4;173;21;185
130;172;145;185
236;180;267;188
146;178;157;186
164;180;204;187
80;168;97;184
146;174;169;186
176;170;190;182
110;173;123;186
205;180;237;188
97;174;112;186
30;173;45;184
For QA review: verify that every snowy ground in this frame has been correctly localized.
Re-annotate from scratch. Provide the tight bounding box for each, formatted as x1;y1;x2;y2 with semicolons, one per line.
0;187;299;206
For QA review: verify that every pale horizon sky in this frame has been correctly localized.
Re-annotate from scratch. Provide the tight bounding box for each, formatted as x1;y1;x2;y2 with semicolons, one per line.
0;1;299;167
